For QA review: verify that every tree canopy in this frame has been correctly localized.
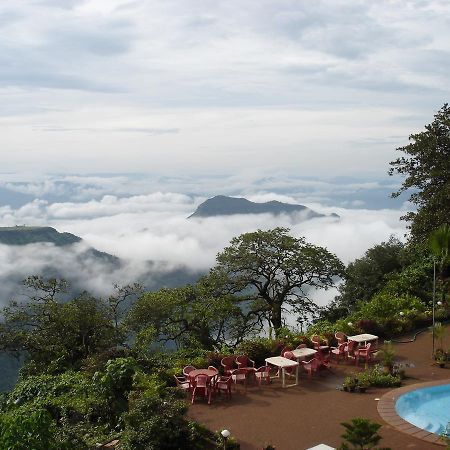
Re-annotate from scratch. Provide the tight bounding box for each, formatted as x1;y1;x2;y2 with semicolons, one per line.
389;103;450;242
208;227;345;332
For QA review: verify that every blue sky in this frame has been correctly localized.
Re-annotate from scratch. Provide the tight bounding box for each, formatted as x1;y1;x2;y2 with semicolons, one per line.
1;0;449;176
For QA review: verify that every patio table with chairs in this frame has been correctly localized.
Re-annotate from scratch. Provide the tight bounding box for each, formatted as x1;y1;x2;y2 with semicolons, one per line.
265;356;299;388
291;347;317;362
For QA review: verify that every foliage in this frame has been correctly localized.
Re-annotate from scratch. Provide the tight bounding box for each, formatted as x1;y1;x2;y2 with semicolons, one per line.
332;237;405;316
355;367;401;388
338;418;391;450
94;357;137;398
0;278;119;372
0;405;76;450
377;342;396;368
209;227;344;331
389;103;450;242
433;322;447;351
429;224;450;303
120;388;213;450
126;284;248;350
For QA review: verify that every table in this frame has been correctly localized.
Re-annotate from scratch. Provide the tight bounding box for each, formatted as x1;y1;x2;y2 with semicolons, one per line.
188;369;218;380
291;348;317;362
265;356;299;388
348;333;378;345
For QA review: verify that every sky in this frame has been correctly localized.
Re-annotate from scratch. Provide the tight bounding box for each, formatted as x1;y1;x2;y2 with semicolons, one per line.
0;1;448;311
1;0;449;176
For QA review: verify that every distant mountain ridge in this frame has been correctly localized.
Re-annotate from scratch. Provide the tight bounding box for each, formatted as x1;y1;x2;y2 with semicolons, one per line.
0;226;81;246
188;195;339;219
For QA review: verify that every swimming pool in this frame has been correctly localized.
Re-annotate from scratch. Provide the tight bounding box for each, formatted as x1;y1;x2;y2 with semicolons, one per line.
395;383;450;435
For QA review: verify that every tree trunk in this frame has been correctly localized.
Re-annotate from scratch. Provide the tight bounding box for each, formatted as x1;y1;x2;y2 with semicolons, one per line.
270;303;283;332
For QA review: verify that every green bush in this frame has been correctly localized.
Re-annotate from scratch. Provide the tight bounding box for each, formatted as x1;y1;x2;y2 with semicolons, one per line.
356;367;401;388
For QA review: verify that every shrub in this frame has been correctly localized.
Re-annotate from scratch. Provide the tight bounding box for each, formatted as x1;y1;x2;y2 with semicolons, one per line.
356;367;401;388
338;417;391;450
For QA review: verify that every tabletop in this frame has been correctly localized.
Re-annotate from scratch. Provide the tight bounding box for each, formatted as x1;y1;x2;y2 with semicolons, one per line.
265;356;299;368
348;333;378;343
188;369;218;379
291;348;317;359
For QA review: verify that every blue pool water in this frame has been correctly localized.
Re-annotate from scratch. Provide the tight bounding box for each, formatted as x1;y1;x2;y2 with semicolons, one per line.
395;384;450;435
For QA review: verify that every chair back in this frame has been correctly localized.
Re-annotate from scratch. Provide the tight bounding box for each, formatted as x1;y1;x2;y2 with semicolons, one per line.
255;365;270;374
280;346;292;357
311;335;320;349
236;355;250;367
363;343;372;353
347;340;357;354
221;356;235;374
183;365;196;377
283;351;294;360
335;331;346;344
296;343;307;349
174;375;186;387
338;342;346;353
194;374;209;388
208;365;218;373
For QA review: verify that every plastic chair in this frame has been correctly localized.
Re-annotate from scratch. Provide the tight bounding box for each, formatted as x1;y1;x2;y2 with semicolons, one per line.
173;375;190;393
221;356;236;376
208;365;219;374
231;368;248;390
316;348;332;372
345;340;357;360
236;355;255;369
191;374;212;404
355;343;372;366
254;366;271;386
311;335;329;352
335;331;347;345
282;351;297;377
330;342;347;364
280;346;292;357
301;358;319;378
183;365;196;377
214;375;232;399
296;343;307;349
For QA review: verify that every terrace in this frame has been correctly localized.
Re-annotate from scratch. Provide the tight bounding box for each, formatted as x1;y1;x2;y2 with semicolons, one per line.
187;329;450;450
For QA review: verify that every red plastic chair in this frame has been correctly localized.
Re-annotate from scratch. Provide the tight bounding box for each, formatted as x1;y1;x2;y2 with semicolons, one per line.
311;335;329;353
355;343;372;366
280;346;292;357
236;355;255;369
173;375;191;393
296;343;307;349
335;331;347;346
191;374;212;404
282;351;297;377
316;348;332;372
345;340;357;360
221;356;236;376
254;365;271;386
231;368;248;390
214;375;232;399
183;365;196;377
301;358;319;378
208;365;219;374
330;342;347;364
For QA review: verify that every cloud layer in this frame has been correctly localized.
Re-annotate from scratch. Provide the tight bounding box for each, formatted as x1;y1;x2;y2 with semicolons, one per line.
0;1;448;175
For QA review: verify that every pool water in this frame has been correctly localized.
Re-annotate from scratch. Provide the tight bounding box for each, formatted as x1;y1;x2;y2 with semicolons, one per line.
396;384;450;435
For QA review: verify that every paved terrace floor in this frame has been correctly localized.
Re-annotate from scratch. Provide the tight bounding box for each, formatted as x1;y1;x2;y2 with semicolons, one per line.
188;329;450;450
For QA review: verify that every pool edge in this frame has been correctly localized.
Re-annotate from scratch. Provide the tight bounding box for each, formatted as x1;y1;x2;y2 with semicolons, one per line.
377;378;450;447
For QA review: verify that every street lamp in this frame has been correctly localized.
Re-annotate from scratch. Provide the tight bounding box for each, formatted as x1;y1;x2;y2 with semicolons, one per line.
432;258;436;356
221;429;230;450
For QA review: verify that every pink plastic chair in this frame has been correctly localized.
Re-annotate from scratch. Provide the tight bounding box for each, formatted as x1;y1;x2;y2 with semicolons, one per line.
221;356;236;376
316;348;332;372
345;340;357;360
173;375;190;393
183;365;196;377
311;335;329;352
335;331;347;346
191;374;212;404
280;346;292;357
296;343;307;349
330;342;347;364
254;366;271;386
231;368;248;390
301;358;319;378
208;365;219;374
236;355;255;369
282;351;297;377
355;343;372;366
214;375;232;399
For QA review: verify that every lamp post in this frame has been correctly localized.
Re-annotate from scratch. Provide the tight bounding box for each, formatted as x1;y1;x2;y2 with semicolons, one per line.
221;429;230;450
432;259;436;356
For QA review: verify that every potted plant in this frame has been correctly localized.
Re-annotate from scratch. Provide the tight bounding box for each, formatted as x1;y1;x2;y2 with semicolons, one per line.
343;377;358;392
356;380;370;393
379;342;396;374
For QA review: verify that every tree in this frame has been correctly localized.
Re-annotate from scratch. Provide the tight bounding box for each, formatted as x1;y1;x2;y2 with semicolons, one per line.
208;228;344;332
0;277;119;371
389;103;450;242
429;224;450;303
323;237;405;320
126;284;249;350
338;418;391;450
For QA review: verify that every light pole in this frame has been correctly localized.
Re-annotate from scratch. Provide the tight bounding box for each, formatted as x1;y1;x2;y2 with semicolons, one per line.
221;429;230;450
432;259;436;356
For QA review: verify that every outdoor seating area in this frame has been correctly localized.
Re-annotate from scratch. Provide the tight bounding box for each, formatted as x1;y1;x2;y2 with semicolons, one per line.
174;332;382;405
188;328;450;450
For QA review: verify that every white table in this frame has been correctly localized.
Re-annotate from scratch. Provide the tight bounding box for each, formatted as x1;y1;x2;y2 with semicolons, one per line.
291;348;317;362
265;356;299;388
348;333;378;344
